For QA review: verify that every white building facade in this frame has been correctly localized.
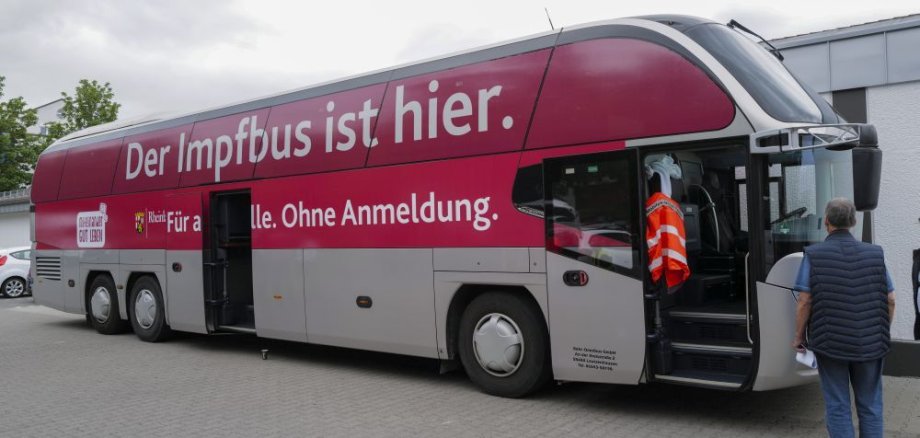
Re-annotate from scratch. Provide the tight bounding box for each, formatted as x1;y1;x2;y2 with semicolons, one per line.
0;188;31;249
26;98;64;136
773;15;920;340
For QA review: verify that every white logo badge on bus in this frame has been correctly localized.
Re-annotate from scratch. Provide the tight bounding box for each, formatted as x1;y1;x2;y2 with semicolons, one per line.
76;203;108;248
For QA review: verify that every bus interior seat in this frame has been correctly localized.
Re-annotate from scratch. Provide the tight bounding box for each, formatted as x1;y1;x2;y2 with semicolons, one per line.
677;160;738;305
682;203;701;255
646;155;732;305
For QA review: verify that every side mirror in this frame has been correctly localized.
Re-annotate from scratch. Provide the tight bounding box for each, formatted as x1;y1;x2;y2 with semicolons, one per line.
852;146;882;211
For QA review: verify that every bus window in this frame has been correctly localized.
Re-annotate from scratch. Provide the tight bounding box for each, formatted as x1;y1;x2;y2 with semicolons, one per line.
527;38;734;149
31;150;67;203
58;138;123;200
545;151;640;275
684;23;834;124
512;164;543;217
764;148;859;263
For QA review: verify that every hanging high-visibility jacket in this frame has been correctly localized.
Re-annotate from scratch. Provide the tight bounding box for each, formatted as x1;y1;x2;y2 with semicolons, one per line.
646;192;690;289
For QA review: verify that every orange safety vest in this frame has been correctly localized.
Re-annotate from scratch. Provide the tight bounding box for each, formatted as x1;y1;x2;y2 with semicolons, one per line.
646;192;690;289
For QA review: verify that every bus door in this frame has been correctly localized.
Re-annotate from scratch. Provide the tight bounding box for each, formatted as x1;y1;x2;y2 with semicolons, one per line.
205;190;255;333
164;191;208;334
543;150;646;384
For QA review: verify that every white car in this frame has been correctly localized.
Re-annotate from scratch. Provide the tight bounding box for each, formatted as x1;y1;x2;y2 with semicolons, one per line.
0;246;31;298
579;228;634;269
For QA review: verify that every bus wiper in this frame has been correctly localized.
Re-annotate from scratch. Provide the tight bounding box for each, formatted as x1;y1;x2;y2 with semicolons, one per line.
727;19;784;61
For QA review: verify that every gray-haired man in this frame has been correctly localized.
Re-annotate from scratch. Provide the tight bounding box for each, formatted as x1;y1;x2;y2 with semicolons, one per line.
793;197;895;438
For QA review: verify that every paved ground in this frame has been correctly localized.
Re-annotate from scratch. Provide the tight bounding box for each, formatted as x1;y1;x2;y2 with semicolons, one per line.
1;297;919;437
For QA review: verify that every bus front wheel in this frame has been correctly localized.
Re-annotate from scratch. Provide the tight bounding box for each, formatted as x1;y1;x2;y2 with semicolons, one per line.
458;291;551;398
129;276;172;343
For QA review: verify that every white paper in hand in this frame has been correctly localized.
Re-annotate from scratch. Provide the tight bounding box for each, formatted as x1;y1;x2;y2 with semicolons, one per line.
796;349;818;369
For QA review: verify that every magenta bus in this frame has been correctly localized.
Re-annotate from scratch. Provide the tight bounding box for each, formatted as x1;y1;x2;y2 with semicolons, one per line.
31;15;883;397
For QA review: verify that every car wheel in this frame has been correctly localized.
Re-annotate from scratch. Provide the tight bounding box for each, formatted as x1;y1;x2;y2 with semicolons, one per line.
2;277;26;298
86;275;130;334
458;291;551;398
129;276;172;342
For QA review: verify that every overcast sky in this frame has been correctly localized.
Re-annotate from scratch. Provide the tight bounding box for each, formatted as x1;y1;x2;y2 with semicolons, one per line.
2;0;918;120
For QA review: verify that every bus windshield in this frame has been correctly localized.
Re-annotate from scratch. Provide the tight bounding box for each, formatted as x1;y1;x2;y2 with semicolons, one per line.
685;23;832;124
763;148;859;265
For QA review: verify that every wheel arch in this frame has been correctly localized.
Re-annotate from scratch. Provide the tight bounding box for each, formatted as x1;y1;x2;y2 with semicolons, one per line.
3;274;27;283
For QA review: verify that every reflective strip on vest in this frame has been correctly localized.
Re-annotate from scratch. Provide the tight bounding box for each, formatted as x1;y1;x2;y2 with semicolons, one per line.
646;192;690;288
647;224;687;249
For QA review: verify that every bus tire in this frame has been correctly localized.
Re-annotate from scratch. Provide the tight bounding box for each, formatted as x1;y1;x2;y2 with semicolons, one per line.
86;275;129;334
458;291;551;398
129;276;172;342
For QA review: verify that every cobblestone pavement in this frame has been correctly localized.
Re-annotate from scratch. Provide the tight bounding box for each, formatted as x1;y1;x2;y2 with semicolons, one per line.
1;297;919;437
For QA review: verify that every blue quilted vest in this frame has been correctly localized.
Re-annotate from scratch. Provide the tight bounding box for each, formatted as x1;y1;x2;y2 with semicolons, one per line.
804;230;890;361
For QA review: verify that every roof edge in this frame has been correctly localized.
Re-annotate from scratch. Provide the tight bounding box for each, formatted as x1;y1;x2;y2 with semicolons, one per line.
771;13;920;49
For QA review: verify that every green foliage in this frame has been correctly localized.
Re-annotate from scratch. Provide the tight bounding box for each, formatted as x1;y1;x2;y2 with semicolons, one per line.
0;77;121;191
45;79;120;140
0;76;43;191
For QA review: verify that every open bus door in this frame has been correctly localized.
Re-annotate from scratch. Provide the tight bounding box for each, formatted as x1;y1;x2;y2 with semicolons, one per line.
205;190;255;334
164;191;208;334
543;150;647;384
204;189;256;334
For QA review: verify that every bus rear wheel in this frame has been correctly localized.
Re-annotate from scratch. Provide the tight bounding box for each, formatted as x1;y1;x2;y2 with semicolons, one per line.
86;275;129;334
458;291;550;398
129;276;172;342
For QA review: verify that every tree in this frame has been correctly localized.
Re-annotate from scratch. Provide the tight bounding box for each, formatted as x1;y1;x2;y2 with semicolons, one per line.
46;79;120;140
0;76;43;191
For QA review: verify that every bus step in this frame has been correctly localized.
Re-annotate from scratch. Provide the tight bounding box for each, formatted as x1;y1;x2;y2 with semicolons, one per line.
216;325;257;335
654;370;745;389
671;342;751;356
667;314;749;344
668;310;746;323
671;346;751;378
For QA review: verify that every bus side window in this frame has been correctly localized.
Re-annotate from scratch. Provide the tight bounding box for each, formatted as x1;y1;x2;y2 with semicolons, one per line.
546;154;640;276
512;164;544;217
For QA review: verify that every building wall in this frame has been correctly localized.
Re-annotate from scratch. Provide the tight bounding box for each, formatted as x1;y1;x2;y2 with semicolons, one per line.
867;80;920;339
26;100;64;135
774;17;920;93
0;211;31;249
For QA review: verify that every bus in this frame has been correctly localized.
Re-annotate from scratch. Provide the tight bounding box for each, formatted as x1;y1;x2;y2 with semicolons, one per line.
31;15;883;398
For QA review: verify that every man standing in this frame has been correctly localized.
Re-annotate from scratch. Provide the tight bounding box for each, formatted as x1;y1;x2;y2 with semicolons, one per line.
793;198;895;438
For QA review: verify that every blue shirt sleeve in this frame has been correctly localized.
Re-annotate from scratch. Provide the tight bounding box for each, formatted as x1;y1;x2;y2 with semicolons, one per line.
885;267;895;292
794;255;810;292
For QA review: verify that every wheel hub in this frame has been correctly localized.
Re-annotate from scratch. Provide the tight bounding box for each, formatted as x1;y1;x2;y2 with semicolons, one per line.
90;286;112;323
472;313;524;377
4;279;25;297
134;289;157;329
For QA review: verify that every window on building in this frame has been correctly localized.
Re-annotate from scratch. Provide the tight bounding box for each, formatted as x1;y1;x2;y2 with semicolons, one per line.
831;88;867;123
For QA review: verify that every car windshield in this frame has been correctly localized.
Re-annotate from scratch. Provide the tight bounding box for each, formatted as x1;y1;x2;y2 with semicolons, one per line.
685;23;832;123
